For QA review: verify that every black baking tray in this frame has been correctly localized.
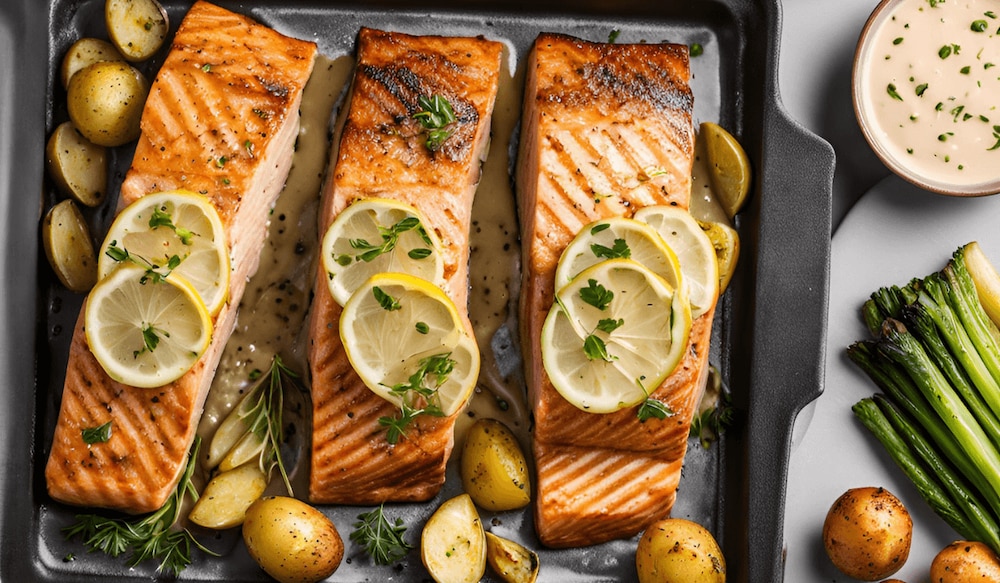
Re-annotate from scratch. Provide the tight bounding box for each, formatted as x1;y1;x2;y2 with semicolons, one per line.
0;0;835;581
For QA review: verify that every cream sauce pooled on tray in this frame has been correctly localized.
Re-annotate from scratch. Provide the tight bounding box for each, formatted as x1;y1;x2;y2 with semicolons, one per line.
860;0;1000;186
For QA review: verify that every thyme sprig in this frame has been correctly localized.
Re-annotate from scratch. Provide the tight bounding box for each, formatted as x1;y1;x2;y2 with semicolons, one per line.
343;217;433;264
350;503;413;565
105;242;182;285
412;95;456;151
148;208;195;245
62;437;216;576
377;353;454;444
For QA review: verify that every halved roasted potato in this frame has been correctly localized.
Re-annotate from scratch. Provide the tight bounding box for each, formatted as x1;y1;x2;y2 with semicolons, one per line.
46;121;107;207
105;0;169;62
460;418;531;511
421;494;486;583
60;37;124;89
485;532;539;583
42;199;97;293
188;462;268;529
67;61;148;147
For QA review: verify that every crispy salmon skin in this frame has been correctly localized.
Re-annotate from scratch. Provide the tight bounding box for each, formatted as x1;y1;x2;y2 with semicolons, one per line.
516;32;710;547
44;0;316;513
308;28;502;505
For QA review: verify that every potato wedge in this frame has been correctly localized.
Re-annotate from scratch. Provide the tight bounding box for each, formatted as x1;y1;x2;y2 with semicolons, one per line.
485;532;539;583
636;518;726;583
42;199;97;293
61;37;124;89
421;494;486;583
243;496;344;583
461;418;531;511
67;61;148;147
188;462;267;529
105;0;168;62
46;121;107;207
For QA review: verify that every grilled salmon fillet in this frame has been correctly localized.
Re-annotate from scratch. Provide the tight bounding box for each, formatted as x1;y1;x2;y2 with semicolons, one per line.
308;28;502;505
516;32;711;547
45;0;316;513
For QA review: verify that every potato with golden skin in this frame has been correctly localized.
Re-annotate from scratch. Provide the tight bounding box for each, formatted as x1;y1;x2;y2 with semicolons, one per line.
635;518;726;583
42;199;97;293
930;541;1000;582
823;487;912;581
46;121;107;207
67;61;148;147
242;496;343;583
461;418;531;511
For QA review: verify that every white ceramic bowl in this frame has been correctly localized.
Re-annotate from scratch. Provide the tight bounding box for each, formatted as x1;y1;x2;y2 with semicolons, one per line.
853;0;1000;197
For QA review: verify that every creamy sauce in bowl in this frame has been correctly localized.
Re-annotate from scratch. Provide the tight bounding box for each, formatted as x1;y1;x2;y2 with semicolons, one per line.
855;0;1000;195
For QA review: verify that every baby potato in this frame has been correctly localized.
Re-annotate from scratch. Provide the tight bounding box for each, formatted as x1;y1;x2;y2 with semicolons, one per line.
242;496;344;583
42;199;97;293
421;493;487;583
188;462;267;529
105;0;169;62
46;121;107;207
635;518;726;583
67;61;148;147
823;486;912;581
60;37;124;89
460;418;530;511
930;540;1000;582
485;531;539;583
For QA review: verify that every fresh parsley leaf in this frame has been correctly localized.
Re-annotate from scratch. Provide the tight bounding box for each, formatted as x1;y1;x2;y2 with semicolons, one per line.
583;333;615;362
580;279;614;310
591;238;631;260
637;397;673;421
596;318;624;333
81;421;112;444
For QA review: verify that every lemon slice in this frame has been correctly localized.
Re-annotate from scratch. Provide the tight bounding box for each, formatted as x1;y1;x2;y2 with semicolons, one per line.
554;216;683;293
541;258;692;413
98;190;230;316
85;263;212;388
322;198;445;307
340;272;479;417
698;219;741;296
634;206;719;319
701;121;752;219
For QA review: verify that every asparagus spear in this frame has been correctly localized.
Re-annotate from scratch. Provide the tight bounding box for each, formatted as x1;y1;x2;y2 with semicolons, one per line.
874;394;1000;552
877;319;1000;498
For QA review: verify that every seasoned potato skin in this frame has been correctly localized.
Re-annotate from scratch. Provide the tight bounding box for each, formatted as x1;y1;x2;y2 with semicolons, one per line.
242;496;343;583
66;61;148;147
635;518;725;583
930;540;1000;582
823;486;912;581
46;121;107;207
60;37;124;89
42;199;97;293
461;418;531;511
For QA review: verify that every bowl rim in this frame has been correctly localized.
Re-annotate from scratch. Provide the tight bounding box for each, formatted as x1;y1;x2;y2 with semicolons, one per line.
851;0;1000;197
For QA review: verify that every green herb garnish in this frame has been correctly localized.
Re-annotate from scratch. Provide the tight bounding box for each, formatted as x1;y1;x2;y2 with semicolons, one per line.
81;421;112;445
887;83;903;101
62;437;216;576
149;207;195;245
412;95;457;151
580;279;614;311
348;216;432;263
591;238;631;260
377;353;454;444
350;503;413;565
636;378;674;422
373;286;402;311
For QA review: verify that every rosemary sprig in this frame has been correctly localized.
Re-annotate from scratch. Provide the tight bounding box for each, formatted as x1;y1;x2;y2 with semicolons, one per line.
62;437;216;576
412;94;456;151
230;355;297;495
377;353;453;444
350;502;413;565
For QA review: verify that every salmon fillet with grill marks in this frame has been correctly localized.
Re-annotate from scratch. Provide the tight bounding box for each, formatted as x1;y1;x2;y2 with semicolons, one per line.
308;28;502;504
516;32;713;547
44;0;316;513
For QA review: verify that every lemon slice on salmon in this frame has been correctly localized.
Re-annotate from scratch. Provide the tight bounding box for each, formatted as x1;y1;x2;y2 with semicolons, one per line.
322;199;445;307
98;190;230;316
541;258;692;413
340;272;479;418
554;216;683;293
634;205;719;319
85;263;213;388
